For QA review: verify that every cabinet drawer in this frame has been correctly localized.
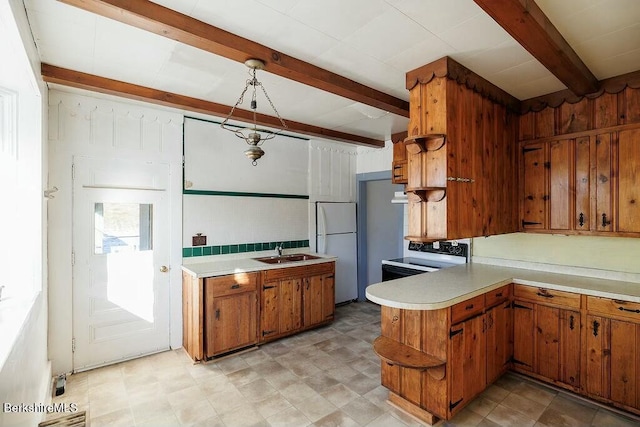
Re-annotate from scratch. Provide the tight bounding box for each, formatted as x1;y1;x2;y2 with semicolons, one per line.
513;285;580;309
263;262;334;282
451;294;485;324
587;296;640;322
205;272;258;297
485;284;511;308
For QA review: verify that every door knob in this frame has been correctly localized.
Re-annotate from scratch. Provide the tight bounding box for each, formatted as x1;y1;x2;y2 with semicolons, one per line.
159;265;169;273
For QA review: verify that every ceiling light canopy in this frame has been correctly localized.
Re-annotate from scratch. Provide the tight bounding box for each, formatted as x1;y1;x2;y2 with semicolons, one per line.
221;59;288;166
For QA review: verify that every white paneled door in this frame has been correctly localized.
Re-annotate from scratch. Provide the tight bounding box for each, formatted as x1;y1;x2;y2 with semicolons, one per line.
72;156;170;371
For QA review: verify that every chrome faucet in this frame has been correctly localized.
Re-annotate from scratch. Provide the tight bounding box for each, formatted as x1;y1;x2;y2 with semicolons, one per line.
275;243;284;257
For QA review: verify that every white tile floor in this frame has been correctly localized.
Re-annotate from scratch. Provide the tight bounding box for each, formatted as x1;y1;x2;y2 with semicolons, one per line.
45;302;640;426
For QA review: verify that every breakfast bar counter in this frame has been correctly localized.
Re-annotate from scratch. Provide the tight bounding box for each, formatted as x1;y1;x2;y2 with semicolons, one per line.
365;261;640;425
366;262;640;310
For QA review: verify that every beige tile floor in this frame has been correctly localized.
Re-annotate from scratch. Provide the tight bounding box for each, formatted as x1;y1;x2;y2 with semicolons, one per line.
46;302;640;427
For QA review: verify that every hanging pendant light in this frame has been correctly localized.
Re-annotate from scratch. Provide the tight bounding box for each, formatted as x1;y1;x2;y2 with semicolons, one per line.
220;59;288;166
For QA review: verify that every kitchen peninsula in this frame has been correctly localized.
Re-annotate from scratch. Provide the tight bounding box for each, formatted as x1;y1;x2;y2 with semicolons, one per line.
182;251;336;361
366;262;640;424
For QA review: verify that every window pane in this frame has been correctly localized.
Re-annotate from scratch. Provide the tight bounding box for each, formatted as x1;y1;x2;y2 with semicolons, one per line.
95;203;153;254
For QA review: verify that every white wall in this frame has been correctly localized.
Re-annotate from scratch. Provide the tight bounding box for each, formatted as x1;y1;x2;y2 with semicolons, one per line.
0;2;50;426
308;140;357;251
47;90;183;374
182;119;357;255
182;117;310;250
356;140;393;174
473;233;640;274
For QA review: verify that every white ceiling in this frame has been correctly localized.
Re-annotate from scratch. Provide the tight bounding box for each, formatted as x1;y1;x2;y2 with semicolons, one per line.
23;0;640;142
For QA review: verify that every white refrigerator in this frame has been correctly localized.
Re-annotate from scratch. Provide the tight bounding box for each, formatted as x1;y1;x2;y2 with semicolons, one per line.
316;202;358;304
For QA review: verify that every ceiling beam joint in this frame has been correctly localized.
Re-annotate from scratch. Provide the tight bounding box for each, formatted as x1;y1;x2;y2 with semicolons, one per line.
474;0;599;96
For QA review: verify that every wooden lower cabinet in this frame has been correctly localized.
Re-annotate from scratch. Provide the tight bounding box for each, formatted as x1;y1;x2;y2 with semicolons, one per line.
182;270;259;361
261;278;302;340
512;285;581;390
585;296;640;412
303;273;335;327
182;261;335;361
206;291;257;357
449;315;486;416
375;284;640;424
512;300;534;372
260;262;335;342
204;272;259;358
486;300;513;384
376;289;512;424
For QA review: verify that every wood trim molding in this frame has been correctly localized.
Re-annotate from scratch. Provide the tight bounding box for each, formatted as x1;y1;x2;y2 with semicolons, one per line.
41;64;385;147
391;130;408;144
57;0;409;118
473;0;599;96
406;57;521;112
521;69;640;113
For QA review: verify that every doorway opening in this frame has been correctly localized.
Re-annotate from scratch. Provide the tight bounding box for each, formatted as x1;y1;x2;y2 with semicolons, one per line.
356;171;404;301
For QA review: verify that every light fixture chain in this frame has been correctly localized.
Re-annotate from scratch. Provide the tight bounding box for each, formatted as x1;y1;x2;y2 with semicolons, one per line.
259;84;288;130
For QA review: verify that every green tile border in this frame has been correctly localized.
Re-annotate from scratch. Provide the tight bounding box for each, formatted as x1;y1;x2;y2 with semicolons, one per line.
183;189;309;200
183;239;310;258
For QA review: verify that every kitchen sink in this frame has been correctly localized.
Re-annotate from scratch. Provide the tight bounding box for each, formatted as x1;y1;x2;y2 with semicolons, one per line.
254;253;321;264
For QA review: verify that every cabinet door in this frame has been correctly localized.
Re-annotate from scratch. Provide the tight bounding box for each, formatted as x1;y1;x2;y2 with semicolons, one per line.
303;275;323;327
559;309;581;388
486;301;513;384
279;278;302;334
392;160;408;184
575;136;591;231
206;292;257;357
448;315;486;417
260;282;280;340
322;273;335;322
618;129;640;232
380;306;401;396
585;315;611;399
594;133;614;232
610;319;640;409
521;142;547;229
535;305;561;381
513;300;534;371
549;140;571;230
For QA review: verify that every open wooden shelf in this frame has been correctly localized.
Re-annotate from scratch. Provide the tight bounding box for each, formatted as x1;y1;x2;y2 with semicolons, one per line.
405;186;446;202
373;336;446;380
404;134;446;154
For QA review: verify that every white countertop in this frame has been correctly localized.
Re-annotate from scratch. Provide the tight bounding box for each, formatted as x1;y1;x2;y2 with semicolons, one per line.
366;262;640;310
181;250;337;278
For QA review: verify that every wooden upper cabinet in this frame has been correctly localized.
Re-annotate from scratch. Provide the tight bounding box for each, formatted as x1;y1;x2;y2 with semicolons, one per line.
575;136;591;231
404;58;519;241
392;131;408;184
618;129;640;233
549;140;571;230
594;133;614;232
521;142;548;230
519;129;640;237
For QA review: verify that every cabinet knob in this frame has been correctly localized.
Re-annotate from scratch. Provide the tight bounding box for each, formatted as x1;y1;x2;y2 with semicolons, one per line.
601;213;611;228
159;265;169;273
578;212;584;227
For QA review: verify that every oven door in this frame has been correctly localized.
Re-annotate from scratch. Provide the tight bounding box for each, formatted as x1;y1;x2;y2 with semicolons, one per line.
382;263;427;281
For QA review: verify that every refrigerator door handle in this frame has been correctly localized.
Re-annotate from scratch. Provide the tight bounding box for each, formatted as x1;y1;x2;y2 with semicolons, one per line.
318;204;327;254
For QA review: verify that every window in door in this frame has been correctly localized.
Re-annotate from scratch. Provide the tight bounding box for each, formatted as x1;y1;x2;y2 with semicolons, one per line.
94;202;153;254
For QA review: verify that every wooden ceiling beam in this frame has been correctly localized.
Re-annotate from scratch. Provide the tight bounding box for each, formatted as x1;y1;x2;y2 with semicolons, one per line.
473;0;599;96
57;0;409;118
41;64;384;147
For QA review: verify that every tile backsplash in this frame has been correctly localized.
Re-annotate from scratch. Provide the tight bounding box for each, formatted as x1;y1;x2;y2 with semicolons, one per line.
183;239;310;258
